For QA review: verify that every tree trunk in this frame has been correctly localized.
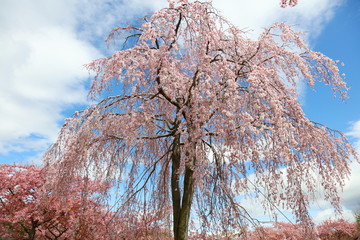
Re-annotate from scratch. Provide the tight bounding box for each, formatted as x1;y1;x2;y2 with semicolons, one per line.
27;218;37;240
176;165;195;240
171;133;181;238
171;137;196;240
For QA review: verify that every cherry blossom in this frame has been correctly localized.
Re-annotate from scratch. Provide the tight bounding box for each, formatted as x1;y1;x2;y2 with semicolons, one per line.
0;164;112;240
317;219;358;240
280;0;299;7
246;220;358;239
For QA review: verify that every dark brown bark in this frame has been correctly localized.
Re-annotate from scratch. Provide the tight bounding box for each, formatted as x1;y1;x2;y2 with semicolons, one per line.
171;138;196;240
177;164;195;240
171;133;181;239
27;218;38;240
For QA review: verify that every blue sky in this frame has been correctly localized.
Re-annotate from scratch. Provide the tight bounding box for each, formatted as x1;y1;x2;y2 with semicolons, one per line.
304;0;360;130
1;0;359;224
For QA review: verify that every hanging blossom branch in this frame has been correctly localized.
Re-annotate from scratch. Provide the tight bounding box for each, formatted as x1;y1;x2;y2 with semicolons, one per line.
280;0;299;7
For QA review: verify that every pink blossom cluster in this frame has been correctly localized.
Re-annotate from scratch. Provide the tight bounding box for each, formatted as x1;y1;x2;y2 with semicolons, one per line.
0;164;112;239
280;0;299;7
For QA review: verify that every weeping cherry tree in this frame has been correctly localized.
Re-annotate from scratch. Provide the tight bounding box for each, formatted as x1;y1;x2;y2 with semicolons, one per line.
44;1;357;239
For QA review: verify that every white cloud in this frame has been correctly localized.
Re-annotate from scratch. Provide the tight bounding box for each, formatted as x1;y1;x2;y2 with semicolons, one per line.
241;164;360;225
212;0;344;40
348;120;360;139
0;1;101;154
237;136;360;224
338;120;360;213
212;0;343;101
72;0;167;45
341;161;360;208
313;207;355;223
307;160;360;221
0;0;167;154
348;120;360;151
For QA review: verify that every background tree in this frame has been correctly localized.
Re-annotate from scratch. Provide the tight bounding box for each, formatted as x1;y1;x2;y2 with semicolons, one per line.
249;222;303;240
246;220;358;240
0;164;112;240
44;0;357;239
316;219;358;240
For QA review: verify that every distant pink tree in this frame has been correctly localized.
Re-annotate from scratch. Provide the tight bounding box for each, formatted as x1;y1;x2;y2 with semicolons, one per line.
317;219;358;240
0;164;112;240
44;0;357;239
247;220;358;239
248;222;303;240
249;226;282;240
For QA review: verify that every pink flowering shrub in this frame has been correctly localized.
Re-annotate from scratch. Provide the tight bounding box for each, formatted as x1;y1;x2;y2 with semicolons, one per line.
317;219;358;240
249;223;304;240
0;164;112;240
246;220;359;240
